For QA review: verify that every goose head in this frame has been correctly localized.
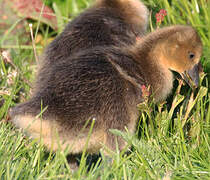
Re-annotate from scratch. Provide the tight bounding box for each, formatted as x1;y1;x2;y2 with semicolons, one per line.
160;27;203;88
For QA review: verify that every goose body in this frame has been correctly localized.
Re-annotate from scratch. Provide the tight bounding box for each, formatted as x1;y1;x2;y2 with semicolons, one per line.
10;25;203;156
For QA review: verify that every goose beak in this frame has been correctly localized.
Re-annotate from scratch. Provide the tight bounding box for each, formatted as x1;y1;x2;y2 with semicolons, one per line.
181;62;203;89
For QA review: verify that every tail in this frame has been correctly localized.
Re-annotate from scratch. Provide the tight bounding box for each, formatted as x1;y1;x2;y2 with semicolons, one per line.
9;97;42;118
9;98;61;152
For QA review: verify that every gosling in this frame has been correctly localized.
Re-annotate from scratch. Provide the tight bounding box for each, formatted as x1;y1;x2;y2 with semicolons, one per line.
10;25;203;158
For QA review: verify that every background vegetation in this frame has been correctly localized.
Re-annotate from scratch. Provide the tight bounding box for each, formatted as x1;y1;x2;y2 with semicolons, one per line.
0;0;209;179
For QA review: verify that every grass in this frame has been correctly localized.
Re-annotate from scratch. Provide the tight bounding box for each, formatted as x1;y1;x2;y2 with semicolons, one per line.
0;0;210;179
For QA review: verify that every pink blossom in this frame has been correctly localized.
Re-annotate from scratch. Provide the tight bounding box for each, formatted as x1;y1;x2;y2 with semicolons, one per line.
141;85;150;98
155;9;167;24
136;36;141;41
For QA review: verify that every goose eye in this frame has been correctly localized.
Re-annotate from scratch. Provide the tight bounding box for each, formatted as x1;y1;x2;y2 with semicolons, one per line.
188;52;195;60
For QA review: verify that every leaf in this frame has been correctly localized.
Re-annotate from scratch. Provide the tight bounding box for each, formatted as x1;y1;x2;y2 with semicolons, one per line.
0;0;28;46
8;0;57;30
168;94;185;119
53;3;64;33
183;86;208;126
